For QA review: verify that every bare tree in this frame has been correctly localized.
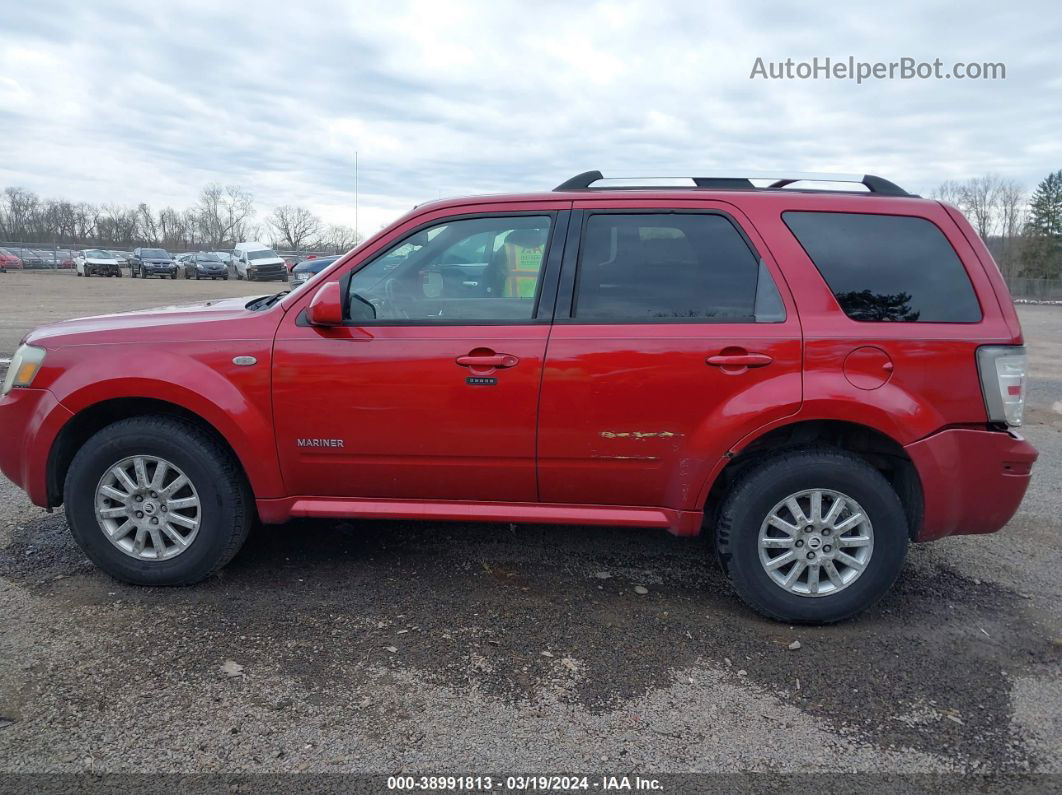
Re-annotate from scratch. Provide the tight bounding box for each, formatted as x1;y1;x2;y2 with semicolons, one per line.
2;187;40;241
996;179;1027;278
268;205;322;251
933;180;966;208
137;203;160;245
317;224;361;254
961;175;1005;240
196;184;255;247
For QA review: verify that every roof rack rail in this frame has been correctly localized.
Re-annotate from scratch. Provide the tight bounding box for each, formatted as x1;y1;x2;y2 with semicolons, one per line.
553;170;912;197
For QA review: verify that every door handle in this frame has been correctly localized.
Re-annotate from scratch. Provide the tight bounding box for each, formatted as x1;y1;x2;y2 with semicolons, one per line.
456;352;519;369
706;353;773;368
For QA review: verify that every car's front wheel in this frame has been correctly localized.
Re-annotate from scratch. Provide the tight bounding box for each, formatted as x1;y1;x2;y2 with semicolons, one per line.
715;448;907;624
64;416;253;585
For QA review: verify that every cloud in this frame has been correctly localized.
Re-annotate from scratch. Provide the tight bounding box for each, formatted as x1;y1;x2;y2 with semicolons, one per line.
0;0;1060;234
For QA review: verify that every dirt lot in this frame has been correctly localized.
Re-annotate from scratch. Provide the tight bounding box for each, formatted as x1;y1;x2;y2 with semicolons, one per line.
0;270;1060;779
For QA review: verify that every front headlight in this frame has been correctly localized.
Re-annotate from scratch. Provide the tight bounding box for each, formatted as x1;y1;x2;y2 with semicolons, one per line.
2;344;47;395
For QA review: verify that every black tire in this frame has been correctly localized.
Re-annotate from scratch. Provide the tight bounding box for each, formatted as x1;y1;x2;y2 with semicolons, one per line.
170;272;177;280
715;448;908;624
129;266;136;278
64;416;254;586
76;270;82;277
222;276;228;280
194;271;200;280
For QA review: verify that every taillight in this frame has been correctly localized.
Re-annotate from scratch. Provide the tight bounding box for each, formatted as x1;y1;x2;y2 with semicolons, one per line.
976;345;1026;427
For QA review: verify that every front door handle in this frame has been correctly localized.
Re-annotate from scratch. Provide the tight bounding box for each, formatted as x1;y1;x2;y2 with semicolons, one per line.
456;352;519;369
706;352;773;368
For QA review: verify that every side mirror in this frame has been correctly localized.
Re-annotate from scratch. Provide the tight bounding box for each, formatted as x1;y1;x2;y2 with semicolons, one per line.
306;281;344;327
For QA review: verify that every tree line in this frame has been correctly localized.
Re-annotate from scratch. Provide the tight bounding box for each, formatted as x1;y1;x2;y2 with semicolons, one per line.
933;170;1062;279
0;184;361;254
4;172;1061;276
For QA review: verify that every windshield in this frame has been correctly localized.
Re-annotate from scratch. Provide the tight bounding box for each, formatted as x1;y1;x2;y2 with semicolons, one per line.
85;249;111;258
248;250;278;260
198;253;221;262
142;249;169;258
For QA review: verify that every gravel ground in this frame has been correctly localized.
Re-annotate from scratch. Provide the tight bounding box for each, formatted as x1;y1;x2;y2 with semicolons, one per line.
0;272;1060;779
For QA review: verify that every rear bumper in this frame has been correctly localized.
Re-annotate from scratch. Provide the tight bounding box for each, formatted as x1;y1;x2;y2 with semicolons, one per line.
906;428;1038;541
0;387;73;507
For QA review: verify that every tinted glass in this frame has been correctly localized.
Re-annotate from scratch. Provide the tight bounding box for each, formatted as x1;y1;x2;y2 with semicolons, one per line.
346;216;552;323
573;213;781;322
783;212;981;322
142;249;168;258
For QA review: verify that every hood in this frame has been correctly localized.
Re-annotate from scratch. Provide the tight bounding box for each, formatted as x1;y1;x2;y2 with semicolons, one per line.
84;257;119;264
249;257;285;265
25;295;273;348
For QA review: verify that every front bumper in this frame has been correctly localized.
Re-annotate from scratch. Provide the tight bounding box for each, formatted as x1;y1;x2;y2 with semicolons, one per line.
0;387;73;507
906;428;1038;541
248;263;286;280
142;263;176;275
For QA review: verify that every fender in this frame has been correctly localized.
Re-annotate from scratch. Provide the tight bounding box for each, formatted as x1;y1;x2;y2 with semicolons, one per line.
692;380;955;512
43;343;285;498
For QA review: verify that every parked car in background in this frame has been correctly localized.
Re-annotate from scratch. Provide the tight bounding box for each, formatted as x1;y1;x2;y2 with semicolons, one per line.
231;242;287;281
74;249;122;277
20;249;45;268
129;247;177;279
181;251;229;280
0;248;22;271
109;251;131;268
290;255;340;289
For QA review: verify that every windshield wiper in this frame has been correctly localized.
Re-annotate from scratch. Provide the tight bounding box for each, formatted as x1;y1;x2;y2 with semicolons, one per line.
247;291;289;311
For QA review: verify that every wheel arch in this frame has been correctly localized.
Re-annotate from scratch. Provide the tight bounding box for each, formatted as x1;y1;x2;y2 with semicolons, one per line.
702;419;923;541
46;394;281;508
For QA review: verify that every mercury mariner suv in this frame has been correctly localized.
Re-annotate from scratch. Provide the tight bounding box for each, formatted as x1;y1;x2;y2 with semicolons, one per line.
0;171;1037;623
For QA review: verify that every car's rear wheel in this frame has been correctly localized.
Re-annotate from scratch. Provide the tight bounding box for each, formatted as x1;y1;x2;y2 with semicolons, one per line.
715;448;907;624
64;416;253;585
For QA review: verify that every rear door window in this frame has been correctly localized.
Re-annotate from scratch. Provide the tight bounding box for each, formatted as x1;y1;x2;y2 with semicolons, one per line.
783;211;981;322
572;213;784;323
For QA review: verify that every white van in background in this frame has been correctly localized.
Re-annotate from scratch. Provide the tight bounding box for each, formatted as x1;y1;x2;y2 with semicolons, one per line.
231;242;287;282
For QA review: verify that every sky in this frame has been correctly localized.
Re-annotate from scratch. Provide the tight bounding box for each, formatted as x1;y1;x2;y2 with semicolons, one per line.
1;0;1060;236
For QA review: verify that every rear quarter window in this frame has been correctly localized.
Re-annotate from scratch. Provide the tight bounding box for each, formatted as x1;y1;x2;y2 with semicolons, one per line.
782;211;981;322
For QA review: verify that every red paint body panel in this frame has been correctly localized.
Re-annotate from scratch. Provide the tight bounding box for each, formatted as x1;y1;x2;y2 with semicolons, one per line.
0;187;1036;544
538;198;803;510
257;495;703;534
906;429;1037;540
271;323;549;501
0;387;73;506
14;298;286;499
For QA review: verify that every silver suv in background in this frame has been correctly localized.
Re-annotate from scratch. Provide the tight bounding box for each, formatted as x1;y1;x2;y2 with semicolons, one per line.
231;242;287;282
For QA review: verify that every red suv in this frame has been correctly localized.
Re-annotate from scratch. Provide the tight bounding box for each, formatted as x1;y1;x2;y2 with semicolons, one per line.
0;171;1036;623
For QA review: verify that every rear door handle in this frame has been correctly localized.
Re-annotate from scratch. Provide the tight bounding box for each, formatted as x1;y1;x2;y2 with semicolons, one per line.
706;353;773;368
456;353;519;369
